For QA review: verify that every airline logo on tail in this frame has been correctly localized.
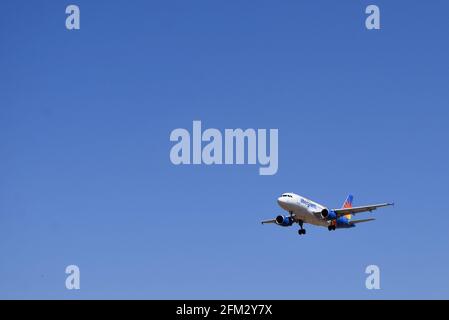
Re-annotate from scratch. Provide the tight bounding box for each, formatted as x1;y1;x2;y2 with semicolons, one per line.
342;194;353;220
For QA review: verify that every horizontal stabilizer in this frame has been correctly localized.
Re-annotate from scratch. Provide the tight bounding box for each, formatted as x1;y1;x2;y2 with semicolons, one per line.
350;218;376;224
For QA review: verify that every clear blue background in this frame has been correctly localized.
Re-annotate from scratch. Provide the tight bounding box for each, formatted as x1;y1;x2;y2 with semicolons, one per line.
1;0;448;299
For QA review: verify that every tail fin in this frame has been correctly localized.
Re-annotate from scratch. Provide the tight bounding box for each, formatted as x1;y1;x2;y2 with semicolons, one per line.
342;194;353;221
342;194;353;209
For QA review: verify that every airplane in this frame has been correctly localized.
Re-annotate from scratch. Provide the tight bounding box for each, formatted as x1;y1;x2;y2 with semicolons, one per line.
261;193;393;235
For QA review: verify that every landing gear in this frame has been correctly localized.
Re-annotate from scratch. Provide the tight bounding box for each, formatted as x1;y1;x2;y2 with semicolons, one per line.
328;225;336;231
297;220;306;235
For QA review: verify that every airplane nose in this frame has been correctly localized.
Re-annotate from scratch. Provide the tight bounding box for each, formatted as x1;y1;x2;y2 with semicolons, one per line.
277;197;286;206
277;196;292;210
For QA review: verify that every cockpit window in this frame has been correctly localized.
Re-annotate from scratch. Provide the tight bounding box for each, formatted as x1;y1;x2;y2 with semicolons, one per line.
281;194;293;198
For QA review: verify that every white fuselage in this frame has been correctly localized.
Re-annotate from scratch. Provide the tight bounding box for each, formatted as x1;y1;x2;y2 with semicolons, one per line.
277;193;329;227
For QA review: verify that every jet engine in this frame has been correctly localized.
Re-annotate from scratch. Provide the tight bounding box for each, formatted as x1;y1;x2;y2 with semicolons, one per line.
275;215;294;227
320;208;336;220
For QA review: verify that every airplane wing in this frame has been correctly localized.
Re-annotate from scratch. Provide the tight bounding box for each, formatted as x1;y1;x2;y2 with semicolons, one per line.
333;203;394;217
350;218;376;224
261;219;276;225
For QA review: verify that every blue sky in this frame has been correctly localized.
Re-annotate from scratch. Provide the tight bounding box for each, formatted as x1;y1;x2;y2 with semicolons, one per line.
1;0;448;299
